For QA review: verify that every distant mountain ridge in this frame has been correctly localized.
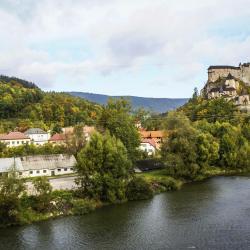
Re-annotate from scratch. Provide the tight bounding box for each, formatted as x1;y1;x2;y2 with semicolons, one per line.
69;92;189;113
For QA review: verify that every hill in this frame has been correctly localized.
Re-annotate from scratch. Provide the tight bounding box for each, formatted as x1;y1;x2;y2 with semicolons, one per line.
0;78;102;132
69;92;189;113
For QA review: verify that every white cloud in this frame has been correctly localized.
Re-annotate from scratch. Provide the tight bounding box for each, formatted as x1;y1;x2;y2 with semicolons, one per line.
0;0;250;96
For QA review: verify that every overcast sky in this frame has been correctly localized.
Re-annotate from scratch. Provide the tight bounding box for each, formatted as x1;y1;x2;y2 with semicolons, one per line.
1;0;250;98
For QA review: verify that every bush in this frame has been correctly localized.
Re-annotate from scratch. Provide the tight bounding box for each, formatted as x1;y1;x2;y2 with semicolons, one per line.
126;177;153;201
72;199;96;215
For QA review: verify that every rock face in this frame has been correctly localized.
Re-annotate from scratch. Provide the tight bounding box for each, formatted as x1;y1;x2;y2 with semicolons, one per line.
208;63;250;86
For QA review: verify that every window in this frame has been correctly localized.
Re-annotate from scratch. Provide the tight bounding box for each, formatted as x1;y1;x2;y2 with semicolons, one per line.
12;141;15;145
17;141;19;144
29;171;33;174
19;172;22;176
22;141;24;144
43;170;47;173
64;168;67;171
57;169;61;172
36;170;40;174
70;168;73;171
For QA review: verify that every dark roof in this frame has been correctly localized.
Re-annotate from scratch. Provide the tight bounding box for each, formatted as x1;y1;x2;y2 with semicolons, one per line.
226;73;235;80
208;65;240;70
24;128;47;135
210;87;220;92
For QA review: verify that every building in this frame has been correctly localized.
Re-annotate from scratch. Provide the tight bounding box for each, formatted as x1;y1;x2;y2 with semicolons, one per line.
62;126;96;141
0;157;23;177
139;130;165;149
0;154;76;178
24;128;50;145
208;63;250;86
48;133;66;145
139;139;156;156
0;132;30;147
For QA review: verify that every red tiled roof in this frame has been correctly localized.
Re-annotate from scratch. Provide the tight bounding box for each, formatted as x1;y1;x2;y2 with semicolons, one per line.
0;132;29;140
49;133;66;141
140;130;165;139
141;139;157;148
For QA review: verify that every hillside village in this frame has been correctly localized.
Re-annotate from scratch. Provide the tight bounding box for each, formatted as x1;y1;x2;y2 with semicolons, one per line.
202;63;250;111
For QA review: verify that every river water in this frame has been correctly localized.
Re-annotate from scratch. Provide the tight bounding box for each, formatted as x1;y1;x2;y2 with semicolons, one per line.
0;176;249;250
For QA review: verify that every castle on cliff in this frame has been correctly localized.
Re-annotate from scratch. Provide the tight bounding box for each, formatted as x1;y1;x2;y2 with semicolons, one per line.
202;62;250;110
208;63;250;86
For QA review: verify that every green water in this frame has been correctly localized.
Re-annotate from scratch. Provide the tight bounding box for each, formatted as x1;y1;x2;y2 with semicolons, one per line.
0;176;249;250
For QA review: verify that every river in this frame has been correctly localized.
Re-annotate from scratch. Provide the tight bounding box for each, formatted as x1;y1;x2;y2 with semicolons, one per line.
0;176;249;250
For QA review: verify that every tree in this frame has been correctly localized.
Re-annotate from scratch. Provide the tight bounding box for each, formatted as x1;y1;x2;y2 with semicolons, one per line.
31;177;52;212
99;98;140;163
0;171;26;225
76;132;133;203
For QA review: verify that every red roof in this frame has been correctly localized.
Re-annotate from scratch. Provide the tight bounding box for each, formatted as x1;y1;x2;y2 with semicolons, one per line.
49;133;66;141
140;130;165;139
0;132;29;140
141;139;157;148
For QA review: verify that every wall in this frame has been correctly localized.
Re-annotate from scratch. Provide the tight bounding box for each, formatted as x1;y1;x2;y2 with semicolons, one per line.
21;167;75;178
28;133;50;145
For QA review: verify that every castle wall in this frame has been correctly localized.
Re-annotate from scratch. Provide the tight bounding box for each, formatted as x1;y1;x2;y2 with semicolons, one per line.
208;68;240;82
240;65;250;86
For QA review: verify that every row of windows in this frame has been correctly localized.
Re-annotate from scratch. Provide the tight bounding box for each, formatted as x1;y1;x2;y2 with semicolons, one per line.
29;168;74;174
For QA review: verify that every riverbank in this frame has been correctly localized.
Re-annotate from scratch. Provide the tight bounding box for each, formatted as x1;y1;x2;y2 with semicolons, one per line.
1;167;249;228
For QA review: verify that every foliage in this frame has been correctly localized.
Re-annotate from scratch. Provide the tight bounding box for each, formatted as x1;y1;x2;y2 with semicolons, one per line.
72;199;96;215
31;177;52;212
0;79;102;130
99;98;140;162
76;131;133;203
0;172;26;226
0;143;66;158
126;177;153;200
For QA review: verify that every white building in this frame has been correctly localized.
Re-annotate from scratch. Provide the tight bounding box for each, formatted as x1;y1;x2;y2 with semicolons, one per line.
139;139;156;156
0;132;30;147
24;128;50;145
0;154;76;178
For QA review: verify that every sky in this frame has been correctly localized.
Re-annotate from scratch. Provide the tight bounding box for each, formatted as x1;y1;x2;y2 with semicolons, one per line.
1;0;250;98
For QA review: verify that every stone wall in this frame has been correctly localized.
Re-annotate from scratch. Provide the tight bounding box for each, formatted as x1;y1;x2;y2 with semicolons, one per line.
208;63;250;86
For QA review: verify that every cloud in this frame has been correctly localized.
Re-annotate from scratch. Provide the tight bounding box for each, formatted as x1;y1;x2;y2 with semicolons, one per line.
0;0;250;96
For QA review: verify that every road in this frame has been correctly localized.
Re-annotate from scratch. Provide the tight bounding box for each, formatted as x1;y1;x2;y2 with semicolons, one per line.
26;176;78;194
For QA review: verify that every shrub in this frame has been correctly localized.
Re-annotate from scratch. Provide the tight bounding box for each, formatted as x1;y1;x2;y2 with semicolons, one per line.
126;177;153;201
72;199;96;215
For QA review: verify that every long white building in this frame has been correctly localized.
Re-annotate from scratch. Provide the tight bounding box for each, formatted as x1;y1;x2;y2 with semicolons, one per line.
0;154;76;178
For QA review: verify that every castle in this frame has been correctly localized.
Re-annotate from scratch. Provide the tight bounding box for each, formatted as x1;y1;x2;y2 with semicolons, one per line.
202;62;250;110
208;63;250;86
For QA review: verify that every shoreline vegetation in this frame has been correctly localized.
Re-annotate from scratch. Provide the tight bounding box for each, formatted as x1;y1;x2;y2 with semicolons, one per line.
0;168;249;229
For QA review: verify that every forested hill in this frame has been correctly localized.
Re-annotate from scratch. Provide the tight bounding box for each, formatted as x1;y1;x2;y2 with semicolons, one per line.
0;75;38;89
0;77;102;132
69;92;189;113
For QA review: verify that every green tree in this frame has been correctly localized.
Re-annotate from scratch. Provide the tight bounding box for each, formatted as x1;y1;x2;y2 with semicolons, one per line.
76;132;132;203
31;177;52;212
99;98;140;163
0;171;26;226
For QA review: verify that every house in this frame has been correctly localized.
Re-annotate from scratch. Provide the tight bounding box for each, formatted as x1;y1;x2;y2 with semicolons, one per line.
62;126;96;141
49;133;66;145
0;157;23;177
0;154;77;178
0;132;30;147
24;128;50;145
139;139;156;156
139;130;165;149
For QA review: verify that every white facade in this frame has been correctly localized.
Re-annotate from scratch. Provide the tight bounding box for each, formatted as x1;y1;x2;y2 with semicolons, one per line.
0;132;31;148
24;128;50;145
139;142;156;156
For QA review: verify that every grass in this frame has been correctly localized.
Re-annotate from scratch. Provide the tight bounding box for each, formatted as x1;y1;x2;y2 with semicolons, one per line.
137;169;183;193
